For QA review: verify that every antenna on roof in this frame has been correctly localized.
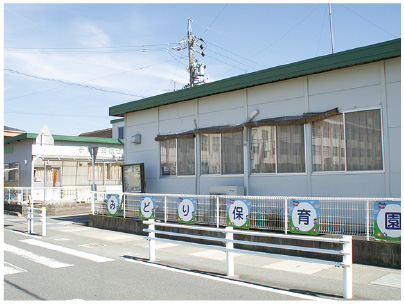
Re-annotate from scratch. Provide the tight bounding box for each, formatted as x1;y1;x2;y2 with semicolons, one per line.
328;3;335;54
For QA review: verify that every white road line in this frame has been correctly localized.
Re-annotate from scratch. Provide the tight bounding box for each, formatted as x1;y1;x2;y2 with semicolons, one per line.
20;239;114;263
125;258;328;301
4;244;73;269
4;262;27;275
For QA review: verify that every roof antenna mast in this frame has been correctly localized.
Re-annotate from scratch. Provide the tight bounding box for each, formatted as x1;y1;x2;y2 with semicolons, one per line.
328;3;335;54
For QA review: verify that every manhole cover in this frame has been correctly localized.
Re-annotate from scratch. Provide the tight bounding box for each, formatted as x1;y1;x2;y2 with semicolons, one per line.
80;243;106;248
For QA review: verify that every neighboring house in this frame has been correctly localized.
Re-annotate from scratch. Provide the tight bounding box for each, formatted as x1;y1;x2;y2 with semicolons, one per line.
79;128;113;138
4;126;26;138
4;125;124;188
111;118;125;139
109;39;401;198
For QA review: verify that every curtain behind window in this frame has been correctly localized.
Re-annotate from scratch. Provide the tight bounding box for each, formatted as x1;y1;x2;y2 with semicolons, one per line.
161;138;177;175
222;131;243;174
201;134;220;174
251;126;276;173
345;109;383;171
276;125;305;173
177;137;195;175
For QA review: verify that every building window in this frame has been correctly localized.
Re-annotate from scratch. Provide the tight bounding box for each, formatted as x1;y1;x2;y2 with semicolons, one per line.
312;109;383;172
118;127;124;139
251;125;305;173
160;137;195;176
250;127;276;173
345;109;383;171
201;131;243;175
4;163;19;184
312;115;345;171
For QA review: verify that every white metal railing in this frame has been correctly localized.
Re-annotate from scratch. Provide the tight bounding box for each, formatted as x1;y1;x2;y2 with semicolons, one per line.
92;191;400;239
143;219;353;299
24;206;47;236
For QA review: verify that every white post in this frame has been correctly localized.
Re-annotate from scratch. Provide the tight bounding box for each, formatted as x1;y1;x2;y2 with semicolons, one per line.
164;196;167;223
41;207;47;236
27;208;31;234
30;206;34;234
149;219;156;261
225;226;234;277
216;197;220;228
366;200;370;241
342;235;353;299
123;195;126;218
91;191;95;215
284;199;288;234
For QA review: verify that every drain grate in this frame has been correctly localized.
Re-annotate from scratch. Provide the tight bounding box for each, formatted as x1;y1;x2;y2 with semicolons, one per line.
80;243;106;248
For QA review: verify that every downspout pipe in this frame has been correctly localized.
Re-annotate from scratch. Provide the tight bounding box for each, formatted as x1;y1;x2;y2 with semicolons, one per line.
243;109;260;196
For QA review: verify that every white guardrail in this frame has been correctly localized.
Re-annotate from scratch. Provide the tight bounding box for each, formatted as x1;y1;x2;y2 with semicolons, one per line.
143;219;353;299
24;206;47;236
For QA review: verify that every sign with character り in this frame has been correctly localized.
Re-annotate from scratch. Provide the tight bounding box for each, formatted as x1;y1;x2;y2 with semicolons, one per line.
177;197;196;224
106;194;120;217
374;201;401;241
140;196;155;219
227;198;251;229
289;200;320;235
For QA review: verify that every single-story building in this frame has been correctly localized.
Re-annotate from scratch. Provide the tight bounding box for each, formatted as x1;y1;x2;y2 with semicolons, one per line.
109;38;400;198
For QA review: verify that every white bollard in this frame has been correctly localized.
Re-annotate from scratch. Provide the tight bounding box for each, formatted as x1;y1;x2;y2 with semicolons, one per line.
30;206;34;234
225;226;235;277
342;235;353;299
41;207;47;236
149;219;156;261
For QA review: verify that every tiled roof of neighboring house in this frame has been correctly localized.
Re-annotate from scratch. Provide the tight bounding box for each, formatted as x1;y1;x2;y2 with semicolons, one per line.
4;126;26;137
4;126;26;132
78;128;112;138
109;38;401;117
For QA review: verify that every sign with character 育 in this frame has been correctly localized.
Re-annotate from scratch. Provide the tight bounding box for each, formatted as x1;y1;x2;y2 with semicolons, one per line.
227;198;251;229
289;200;320;235
374;201;401;241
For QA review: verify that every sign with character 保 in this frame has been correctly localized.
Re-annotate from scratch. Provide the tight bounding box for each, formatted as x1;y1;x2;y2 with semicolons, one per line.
227;198;251;229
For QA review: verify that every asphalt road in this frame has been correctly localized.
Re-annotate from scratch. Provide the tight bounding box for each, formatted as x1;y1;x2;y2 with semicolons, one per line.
3;214;401;301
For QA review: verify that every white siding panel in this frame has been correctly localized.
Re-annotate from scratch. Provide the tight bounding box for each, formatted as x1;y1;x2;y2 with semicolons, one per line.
159;99;196;121
385;58;401;83
248;97;305;119
386;82;401;128
198;90;245;114
199;107;245;128
308;63;381;96
248;78;304;106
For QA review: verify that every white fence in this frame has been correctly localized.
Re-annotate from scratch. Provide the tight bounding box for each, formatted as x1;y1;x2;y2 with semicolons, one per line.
4;186;121;204
92;191;400;239
144;219;353;299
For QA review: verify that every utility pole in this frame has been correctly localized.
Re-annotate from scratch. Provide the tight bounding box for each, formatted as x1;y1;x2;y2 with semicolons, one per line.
172;19;207;88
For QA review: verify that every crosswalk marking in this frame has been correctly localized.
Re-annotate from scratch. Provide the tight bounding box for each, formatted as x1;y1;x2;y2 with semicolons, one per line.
4;262;27;275
4;244;73;269
21;239;114;263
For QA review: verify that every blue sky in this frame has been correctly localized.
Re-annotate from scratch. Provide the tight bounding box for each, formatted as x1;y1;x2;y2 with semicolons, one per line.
3;1;401;136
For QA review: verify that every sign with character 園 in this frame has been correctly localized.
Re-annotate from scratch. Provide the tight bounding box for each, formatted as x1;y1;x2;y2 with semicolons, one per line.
289;200;320;235
177;197;196;224
106;194;120;217
140;196;155;219
374;201;401;241
227;198;251;229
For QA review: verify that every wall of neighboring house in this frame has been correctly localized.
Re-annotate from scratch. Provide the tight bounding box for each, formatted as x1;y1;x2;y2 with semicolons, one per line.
124;57;400;198
4;139;34;187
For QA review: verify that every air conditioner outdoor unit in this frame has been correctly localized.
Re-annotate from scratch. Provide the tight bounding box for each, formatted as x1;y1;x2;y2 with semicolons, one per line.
209;186;244;196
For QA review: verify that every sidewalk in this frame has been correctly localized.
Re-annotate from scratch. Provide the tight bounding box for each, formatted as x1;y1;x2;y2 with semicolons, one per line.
45;214;402;301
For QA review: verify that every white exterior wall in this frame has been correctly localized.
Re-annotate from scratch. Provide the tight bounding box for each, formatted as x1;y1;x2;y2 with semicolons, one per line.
124;58;401;197
4;139;34;187
112;120;124;139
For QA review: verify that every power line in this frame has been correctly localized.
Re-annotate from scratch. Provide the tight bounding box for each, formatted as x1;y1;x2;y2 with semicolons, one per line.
4;110;109;118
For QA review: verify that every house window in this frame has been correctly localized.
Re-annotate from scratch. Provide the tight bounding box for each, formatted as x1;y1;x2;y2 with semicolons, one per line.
160;137;195;176
4;163;19;183
251;125;305;173
312;109;383;172
312;115;345;171
201;131;243;175
118;127;124;139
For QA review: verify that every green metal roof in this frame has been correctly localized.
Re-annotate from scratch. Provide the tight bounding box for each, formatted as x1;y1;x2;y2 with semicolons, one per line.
4;133;124;145
109;38;401;117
